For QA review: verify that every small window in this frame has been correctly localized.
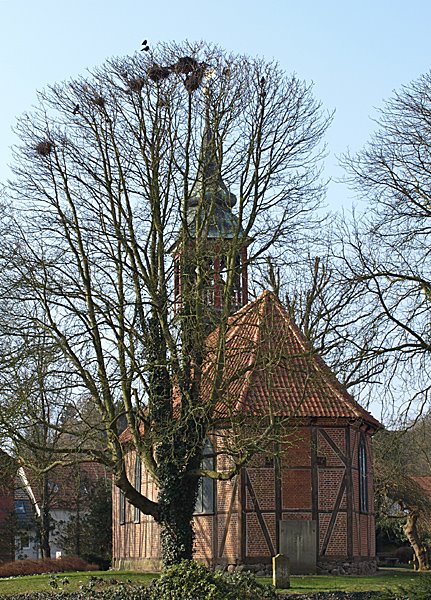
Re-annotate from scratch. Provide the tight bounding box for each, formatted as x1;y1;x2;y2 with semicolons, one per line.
19;534;30;550
195;439;214;515
119;490;126;525
15;500;26;514
47;480;59;493
358;433;368;513
134;455;141;523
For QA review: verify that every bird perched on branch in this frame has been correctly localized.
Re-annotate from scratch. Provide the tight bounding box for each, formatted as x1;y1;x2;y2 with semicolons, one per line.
141;39;150;52
73;104;80;115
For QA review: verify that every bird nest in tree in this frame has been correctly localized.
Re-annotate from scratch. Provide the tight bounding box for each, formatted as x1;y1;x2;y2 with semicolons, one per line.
92;94;105;107
127;77;145;92
36;141;53;156
147;65;172;83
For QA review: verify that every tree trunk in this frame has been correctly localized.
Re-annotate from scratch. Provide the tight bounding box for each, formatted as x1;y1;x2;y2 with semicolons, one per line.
40;476;51;559
157;467;200;566
404;511;430;571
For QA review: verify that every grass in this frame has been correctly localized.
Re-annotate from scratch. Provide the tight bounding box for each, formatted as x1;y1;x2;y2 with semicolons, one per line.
261;568;428;593
0;567;428;597
0;571;154;596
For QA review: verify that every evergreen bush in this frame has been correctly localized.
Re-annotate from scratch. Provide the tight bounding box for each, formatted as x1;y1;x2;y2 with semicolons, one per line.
145;560;277;600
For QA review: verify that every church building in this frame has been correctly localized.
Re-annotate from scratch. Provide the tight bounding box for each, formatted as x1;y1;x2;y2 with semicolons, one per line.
112;123;381;575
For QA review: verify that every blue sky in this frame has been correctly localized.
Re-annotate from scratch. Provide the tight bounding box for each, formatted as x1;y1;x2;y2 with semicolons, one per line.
1;0;431;212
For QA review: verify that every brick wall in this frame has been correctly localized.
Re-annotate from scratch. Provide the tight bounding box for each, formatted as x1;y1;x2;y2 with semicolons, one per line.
350;429;375;558
112;422;377;571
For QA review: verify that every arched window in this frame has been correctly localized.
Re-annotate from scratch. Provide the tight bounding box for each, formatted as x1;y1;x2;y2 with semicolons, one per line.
134;455;141;523
195;439;215;515
358;433;368;513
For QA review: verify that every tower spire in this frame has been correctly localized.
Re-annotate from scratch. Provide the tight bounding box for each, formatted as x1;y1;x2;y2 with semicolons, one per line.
174;114;248;314
186;114;240;240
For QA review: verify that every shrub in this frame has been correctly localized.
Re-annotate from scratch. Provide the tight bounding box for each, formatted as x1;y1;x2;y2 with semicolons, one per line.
0;556;97;577
145;561;223;600
394;546;414;564
81;553;111;571
223;570;277;599
146;560;277;600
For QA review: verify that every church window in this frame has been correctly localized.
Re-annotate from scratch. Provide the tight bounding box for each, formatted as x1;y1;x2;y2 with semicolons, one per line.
119;490;126;524
358;433;368;513
194;439;215;515
134;455;141;523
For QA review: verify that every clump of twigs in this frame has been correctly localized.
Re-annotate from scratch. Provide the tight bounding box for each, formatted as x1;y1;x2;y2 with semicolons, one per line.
36;140;53;156
147;65;172;83
92;94;105;107
171;56;199;74
147;56;210;94
127;77;145;92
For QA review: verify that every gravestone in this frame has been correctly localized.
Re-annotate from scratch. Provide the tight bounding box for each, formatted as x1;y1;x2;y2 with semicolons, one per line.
272;553;290;589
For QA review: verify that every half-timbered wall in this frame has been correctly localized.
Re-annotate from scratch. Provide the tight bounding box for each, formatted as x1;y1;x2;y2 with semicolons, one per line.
112;422;376;574
112;452;161;571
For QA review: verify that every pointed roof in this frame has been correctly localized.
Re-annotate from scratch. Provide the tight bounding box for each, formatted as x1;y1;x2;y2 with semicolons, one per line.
17;462;110;511
204;290;381;429
185;122;242;239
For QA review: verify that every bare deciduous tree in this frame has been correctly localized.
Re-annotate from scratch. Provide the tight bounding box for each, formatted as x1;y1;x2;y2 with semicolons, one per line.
1;41;331;565
340;72;431;423
0;329;91;558
374;427;431;570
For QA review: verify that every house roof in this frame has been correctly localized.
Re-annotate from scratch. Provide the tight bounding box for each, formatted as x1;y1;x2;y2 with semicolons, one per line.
121;290;381;446
18;462;110;512
0;449;17;482
203;290;381;428
14;485;36;526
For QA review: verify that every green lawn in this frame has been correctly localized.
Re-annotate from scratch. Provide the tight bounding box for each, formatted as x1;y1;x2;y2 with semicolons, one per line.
261;568;427;593
0;571;154;596
0;567;427;597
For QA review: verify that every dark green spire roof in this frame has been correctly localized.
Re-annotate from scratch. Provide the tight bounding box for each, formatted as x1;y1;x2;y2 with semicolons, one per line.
186;123;242;239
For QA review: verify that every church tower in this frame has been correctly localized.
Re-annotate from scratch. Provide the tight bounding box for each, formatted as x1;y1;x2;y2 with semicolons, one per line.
173;121;248;315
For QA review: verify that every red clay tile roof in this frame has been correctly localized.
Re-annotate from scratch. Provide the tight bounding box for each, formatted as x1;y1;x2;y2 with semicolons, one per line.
204;290;381;428
119;421;145;444
21;462;110;510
